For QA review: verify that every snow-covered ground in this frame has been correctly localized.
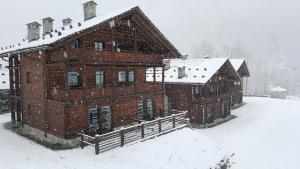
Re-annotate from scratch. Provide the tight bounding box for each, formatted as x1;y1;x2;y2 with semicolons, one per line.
199;97;300;169
0;113;230;169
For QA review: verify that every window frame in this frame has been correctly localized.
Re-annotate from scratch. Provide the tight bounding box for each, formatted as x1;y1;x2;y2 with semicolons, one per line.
95;70;105;88
128;71;135;83
95;42;103;51
68;71;81;88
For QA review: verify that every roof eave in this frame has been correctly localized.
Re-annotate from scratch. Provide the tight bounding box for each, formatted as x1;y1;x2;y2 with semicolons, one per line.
0;45;50;58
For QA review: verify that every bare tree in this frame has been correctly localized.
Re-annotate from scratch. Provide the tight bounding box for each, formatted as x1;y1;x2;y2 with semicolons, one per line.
223;41;249;59
193;40;216;58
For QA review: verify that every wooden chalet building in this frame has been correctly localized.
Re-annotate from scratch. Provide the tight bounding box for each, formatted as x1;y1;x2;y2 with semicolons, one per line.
159;58;240;125
0;2;181;139
230;59;250;106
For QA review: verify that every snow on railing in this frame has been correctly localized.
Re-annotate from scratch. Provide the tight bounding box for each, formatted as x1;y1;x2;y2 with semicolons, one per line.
75;110;189;155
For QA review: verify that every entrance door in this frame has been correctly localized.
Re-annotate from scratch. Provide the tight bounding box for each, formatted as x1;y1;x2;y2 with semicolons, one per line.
88;108;99;133
100;106;112;131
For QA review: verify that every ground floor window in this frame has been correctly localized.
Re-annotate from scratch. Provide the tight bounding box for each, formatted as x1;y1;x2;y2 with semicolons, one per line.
146;99;154;119
101;106;112;130
88;108;99;133
138;100;144;120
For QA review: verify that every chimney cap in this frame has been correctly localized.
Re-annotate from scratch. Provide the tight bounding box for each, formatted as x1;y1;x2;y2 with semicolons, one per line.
83;0;98;6
42;17;55;22
26;22;41;26
63;18;72;22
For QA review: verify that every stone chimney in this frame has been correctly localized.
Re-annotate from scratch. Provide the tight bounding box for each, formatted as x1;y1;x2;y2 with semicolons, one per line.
83;1;97;21
178;66;186;78
62;18;72;27
42;17;54;35
26;22;41;42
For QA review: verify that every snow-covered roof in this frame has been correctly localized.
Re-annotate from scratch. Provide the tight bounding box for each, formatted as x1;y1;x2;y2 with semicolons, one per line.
271;87;287;92
0;61;9;89
230;59;245;72
0;6;136;56
0;6;181;57
148;58;229;84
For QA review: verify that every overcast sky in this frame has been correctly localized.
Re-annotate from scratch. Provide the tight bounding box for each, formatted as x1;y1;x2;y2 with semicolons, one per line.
0;0;299;67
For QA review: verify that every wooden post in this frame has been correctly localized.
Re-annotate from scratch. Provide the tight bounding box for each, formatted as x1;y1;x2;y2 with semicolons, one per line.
172;114;176;128
158;118;162;133
121;130;125;147
95;134;100;155
141;123;145;139
80;131;84;149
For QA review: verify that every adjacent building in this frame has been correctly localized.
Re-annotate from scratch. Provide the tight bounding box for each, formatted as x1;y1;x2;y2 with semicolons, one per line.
0;60;9;113
0;2;181;139
158;58;240;126
230;59;250;107
270;87;287;99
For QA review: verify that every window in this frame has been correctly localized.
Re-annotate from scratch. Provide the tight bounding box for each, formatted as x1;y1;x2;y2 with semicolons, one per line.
101;106;112;130
26;72;31;83
146;67;154;82
138;100;144;120
95;42;103;51
96;71;104;88
68;71;80;88
88;108;99;133
128;71;135;83
118;71;126;83
71;39;82;49
146;99;154;119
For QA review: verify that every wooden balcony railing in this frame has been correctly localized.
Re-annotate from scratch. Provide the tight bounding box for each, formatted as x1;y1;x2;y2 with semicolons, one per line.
50;50;163;64
50;83;164;102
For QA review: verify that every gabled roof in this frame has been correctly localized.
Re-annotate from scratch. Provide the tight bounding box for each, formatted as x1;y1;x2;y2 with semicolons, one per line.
230;59;245;71
149;58;237;85
230;59;250;77
0;6;181;57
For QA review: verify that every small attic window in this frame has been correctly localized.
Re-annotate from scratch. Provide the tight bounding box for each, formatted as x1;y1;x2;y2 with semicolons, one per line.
188;68;191;71
204;68;207;71
202;75;205;78
193;75;197;78
170;75;173;78
196;68;199;71
2;81;6;84
173;69;176;72
1;73;5;76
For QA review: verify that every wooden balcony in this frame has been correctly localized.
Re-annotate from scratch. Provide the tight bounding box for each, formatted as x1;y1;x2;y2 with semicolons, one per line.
50;50;163;65
191;93;231;104
50;83;164;102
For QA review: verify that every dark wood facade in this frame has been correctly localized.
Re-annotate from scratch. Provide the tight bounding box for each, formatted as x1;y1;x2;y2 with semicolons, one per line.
165;60;240;125
2;7;181;139
231;60;250;106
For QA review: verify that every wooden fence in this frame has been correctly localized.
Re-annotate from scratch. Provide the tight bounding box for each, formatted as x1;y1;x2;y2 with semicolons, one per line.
75;111;189;155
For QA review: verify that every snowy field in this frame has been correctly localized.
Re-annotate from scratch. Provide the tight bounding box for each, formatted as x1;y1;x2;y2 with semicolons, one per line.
0;113;230;169
199;97;300;169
